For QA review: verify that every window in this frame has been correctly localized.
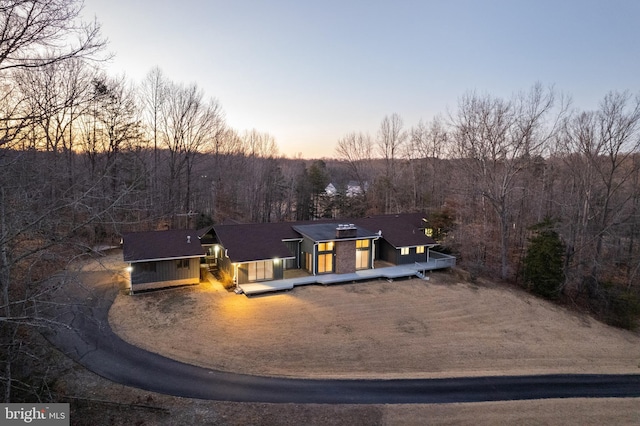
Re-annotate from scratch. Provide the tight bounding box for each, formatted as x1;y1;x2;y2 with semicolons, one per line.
400;247;410;256
317;242;335;274
425;228;434;237
318;242;334;252
416;246;425;254
356;239;370;249
176;259;190;269
355;249;369;269
355;239;370;269
248;260;273;281
317;253;333;273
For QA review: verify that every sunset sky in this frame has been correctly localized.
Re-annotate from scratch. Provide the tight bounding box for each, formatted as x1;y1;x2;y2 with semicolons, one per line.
81;0;640;159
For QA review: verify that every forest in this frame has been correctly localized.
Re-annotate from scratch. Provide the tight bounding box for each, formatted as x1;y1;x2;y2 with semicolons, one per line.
1;0;639;402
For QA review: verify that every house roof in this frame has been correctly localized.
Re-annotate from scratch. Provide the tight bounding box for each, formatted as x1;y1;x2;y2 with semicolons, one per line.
292;223;378;242
122;229;205;263
212;213;436;263
213;222;300;263
351;213;437;248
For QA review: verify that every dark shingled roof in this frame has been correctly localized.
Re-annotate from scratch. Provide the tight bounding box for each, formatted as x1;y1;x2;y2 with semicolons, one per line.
212;213;436;263
212;222;300;263
122;229;205;263
352;213;437;248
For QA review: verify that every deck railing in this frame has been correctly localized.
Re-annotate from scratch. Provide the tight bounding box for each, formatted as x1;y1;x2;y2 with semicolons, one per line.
429;251;457;268
413;251;456;274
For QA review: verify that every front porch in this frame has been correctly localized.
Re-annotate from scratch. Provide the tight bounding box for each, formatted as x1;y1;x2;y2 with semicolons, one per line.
237;251;456;296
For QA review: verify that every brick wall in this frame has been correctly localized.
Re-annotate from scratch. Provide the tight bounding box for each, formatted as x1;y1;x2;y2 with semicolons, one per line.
335;240;356;274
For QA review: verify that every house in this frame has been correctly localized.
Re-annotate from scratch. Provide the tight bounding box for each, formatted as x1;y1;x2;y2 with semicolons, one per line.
207;213;441;286
346;180;367;197
122;229;205;293
205;221;300;284
122;213;454;294
354;213;438;265
324;181;368;198
324;183;338;197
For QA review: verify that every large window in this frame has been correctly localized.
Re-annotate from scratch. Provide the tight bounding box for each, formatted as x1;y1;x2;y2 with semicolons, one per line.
416;246;425;254
248;260;273;281
400;247;410;256
317;241;334;274
317;253;333;273
355;239;370;269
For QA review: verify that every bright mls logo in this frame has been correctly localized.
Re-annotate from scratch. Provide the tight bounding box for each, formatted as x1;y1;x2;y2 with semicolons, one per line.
1;404;69;425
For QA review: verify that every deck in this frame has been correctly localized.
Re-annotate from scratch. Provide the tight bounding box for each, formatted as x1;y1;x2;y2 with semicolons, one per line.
237;252;456;296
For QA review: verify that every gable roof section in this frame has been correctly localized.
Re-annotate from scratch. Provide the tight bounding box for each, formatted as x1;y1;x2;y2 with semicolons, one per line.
123;229;205;263
213;222;300;263
351;213;437;248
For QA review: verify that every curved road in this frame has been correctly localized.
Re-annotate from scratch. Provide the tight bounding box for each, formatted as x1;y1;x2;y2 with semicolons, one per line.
46;275;640;404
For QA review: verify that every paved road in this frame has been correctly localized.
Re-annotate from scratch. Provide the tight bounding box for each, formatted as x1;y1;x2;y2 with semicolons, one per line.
46;274;640;404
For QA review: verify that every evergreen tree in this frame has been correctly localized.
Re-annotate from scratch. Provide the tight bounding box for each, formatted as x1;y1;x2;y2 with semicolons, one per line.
523;218;565;300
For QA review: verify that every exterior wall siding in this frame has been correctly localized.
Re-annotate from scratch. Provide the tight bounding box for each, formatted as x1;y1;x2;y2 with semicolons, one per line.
378;240;398;264
131;258;200;285
131;277;199;293
300;238;315;257
375;241;432;265
283;240;300;269
219;256;233;280
395;247;429;264
300;237;316;274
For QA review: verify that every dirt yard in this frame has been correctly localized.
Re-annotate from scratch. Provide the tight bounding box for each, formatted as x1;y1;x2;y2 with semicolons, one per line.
108;256;640;380
58;251;640;425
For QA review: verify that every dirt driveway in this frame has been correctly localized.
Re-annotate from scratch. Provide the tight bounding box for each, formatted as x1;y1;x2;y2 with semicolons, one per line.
108;261;640;380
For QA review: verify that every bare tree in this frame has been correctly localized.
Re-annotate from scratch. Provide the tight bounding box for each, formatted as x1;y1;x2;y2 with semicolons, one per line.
140;66;167;196
14;57;93;196
0;0;105;72
558;91;640;295
335;131;373;198
0;0;106;401
160;82;225;222
239;129;281;222
376;113;407;213
451;84;559;280
406;117;450;209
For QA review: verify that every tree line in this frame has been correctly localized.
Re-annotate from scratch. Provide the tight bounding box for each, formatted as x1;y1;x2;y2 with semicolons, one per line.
1;0;639;403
